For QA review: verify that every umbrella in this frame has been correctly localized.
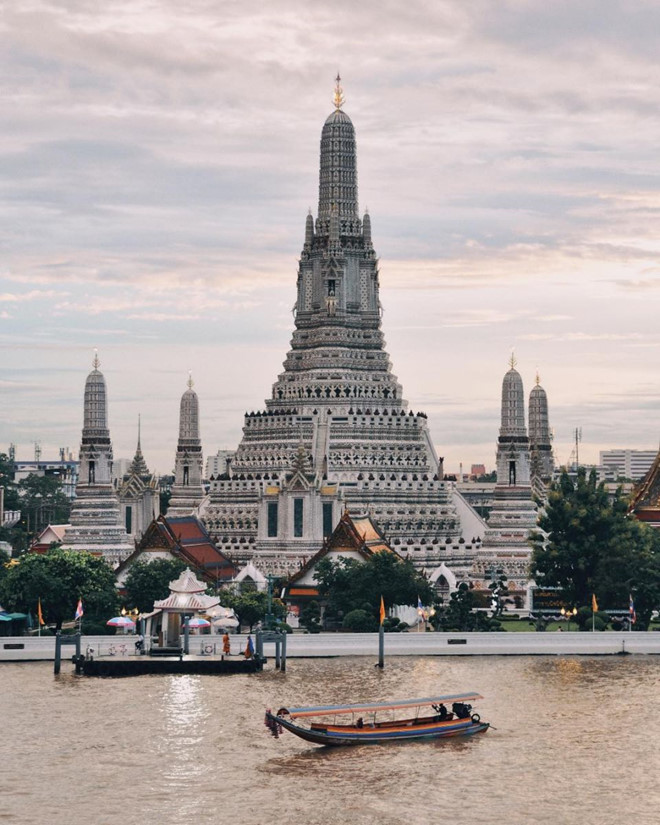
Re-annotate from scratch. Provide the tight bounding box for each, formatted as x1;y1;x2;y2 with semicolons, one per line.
106;616;136;628
186;617;211;628
211;614;239;629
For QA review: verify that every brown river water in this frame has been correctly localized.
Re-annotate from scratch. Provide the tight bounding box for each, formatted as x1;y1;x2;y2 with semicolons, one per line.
2;656;658;825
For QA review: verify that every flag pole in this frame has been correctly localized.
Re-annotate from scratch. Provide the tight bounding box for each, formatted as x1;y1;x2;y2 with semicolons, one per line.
378;596;385;669
591;594;598;632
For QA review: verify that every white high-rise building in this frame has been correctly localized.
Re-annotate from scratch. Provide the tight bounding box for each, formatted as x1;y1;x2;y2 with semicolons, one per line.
599;449;657;481
206;450;235;479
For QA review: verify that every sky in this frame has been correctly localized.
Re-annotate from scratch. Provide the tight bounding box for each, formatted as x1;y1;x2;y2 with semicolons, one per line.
2;0;660;475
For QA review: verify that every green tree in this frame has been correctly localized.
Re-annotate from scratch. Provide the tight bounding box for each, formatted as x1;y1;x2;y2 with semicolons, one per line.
0;453;24;554
299;599;322;633
342;608;378;632
430;583;501;632
220;589;286;631
313;551;435;626
123;558;188;613
0;548;117;629
159;487;172;516
0;452;19;510
18;473;71;537
486;568;509;618
531;468;660;627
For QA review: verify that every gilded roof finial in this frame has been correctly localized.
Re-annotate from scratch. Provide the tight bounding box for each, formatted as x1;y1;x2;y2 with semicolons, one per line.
93;348;100;370
535;370;541;386
333;72;345;110
187;371;194;390
137;413;142;449
509;350;517;370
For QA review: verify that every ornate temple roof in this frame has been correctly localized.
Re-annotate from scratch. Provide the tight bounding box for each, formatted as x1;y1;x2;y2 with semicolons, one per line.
629;448;660;524
286;510;399;594
117;515;237;583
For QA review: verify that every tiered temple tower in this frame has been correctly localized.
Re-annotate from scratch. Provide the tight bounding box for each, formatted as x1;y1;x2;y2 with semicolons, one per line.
204;78;470;576
472;356;538;603
528;374;554;500
117;417;160;542
62;353;133;566
167;375;206;516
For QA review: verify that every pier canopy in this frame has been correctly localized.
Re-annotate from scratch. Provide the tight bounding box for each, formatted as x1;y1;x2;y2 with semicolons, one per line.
149;568;222;649
153;568;220;613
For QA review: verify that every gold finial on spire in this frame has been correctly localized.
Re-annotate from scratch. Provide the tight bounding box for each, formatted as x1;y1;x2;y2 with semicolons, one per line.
333;72;345;110
93;348;100;370
187;371;194;390
509;350;517;370
536;370;541;386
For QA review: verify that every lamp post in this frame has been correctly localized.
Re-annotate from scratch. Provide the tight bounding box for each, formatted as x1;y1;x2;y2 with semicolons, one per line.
265;574;274;630
560;606;577;631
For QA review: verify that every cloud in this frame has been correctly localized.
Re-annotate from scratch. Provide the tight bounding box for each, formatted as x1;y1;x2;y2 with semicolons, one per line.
2;1;660;471
0;289;61;302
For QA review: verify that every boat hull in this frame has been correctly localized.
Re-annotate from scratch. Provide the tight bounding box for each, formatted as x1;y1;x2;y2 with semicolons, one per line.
266;712;490;747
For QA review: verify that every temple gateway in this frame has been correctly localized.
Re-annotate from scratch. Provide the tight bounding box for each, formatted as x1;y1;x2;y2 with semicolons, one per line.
200;79;485;581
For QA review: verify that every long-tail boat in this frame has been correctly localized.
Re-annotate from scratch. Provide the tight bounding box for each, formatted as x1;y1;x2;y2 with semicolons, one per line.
264;692;489;746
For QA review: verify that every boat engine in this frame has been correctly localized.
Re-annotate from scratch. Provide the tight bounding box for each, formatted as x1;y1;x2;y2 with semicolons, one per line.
264;710;283;738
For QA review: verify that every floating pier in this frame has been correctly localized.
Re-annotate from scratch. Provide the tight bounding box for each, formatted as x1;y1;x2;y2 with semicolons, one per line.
79;654;263;677
69;630;288;677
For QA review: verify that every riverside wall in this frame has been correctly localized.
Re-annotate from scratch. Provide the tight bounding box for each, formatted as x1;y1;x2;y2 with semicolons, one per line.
1;631;659;662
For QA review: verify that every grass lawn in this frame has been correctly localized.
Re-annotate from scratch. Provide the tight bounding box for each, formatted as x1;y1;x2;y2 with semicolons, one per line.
498;619;536;632
498;619;580;632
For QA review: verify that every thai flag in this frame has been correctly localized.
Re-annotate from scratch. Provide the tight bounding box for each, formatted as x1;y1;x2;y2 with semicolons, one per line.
75;599;84;620
417;596;424;615
629;595;636;625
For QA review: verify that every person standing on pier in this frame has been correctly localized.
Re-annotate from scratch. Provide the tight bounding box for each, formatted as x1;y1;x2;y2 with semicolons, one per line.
222;632;231;656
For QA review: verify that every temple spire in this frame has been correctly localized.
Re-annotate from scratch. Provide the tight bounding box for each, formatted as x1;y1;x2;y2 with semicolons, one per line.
318;77;358;223
168;375;205;516
129;414;149;477
500;356;526;438
333;73;345;110
62;356;132;563
188;371;194;390
93;348;100;370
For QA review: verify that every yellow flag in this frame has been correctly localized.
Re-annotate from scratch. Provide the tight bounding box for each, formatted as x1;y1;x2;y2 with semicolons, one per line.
379;596;386;625
37;598;45;626
592;594;599;612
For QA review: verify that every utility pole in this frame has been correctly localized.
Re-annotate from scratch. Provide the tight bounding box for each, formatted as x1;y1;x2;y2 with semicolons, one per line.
574;427;582;469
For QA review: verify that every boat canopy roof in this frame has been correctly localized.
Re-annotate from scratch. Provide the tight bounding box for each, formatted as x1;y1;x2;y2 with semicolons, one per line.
280;693;483;719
